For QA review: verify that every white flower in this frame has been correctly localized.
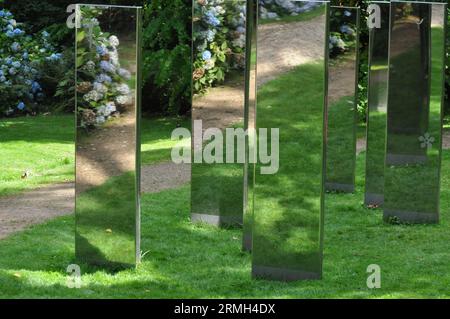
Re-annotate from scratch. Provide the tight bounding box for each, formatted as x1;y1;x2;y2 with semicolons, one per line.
109;49;119;66
105;102;116;114
96;116;106;125
115;95;132;105
83;90;103;102
93;82;108;94
115;83;130;95
109;35;120;47
204;59;215;70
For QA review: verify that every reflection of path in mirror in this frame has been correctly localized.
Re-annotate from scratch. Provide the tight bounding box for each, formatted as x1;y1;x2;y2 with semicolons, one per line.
76;112;136;193
192;78;245;131
328;59;357;104
257;14;326;86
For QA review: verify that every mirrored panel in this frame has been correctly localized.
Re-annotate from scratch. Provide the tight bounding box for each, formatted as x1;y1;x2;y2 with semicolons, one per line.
325;6;360;193
75;4;142;268
384;1;446;223
243;0;257;251
252;0;328;281
364;1;390;207
191;0;247;227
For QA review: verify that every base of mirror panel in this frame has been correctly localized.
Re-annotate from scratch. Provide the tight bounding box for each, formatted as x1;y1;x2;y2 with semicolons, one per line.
325;182;355;193
364;193;384;207
242;234;252;252
386;154;427;166
252;265;321;282
191;213;242;227
383;210;439;224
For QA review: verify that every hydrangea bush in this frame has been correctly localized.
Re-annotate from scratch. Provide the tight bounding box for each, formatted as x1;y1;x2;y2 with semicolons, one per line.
0;9;61;116
329;9;358;58
259;0;321;19
76;6;134;128
193;0;246;94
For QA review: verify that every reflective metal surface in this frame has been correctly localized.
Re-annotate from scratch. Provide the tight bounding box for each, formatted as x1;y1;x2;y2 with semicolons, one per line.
384;1;446;223
191;0;247;227
252;0;328;281
75;4;142;268
325;6;360;193
364;1;390;207
243;0;257;251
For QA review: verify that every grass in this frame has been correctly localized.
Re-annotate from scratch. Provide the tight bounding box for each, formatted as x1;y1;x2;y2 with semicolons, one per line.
0;24;448;299
0;61;449;297
0;115;75;197
0;149;449;298
326;96;357;187
141;116;191;165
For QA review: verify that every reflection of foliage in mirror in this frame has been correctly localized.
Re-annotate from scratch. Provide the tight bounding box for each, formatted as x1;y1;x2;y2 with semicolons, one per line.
76;6;134;129
329;8;357;59
193;0;246;94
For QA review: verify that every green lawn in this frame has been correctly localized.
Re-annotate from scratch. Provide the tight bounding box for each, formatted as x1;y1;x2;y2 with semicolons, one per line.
1;59;449;298
140;116;191;165
0;150;449;298
0;115;75;197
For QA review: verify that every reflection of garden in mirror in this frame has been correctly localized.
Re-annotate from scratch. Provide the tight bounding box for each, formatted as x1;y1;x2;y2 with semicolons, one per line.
75;5;140;268
326;6;359;192
191;0;247;226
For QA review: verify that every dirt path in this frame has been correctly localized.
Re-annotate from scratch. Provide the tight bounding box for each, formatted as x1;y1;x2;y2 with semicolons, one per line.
193;78;245;131
0;183;74;240
257;14;326;86
76;112;136;193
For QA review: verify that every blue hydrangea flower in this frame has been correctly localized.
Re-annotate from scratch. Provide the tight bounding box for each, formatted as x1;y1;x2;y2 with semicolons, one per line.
340;25;354;35
17;102;25;110
12;61;21;68
0;76;6;82
100;60;115;73
13;28;24;36
205;10;220;27
11;42;20;52
96;74;112;83
202;50;212;61
46;53;62;61
206;30;216;42
344;10;352;17
31;81;41;93
96;45;107;56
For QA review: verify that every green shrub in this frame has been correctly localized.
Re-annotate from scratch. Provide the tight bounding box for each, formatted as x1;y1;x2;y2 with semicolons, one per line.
141;0;191;116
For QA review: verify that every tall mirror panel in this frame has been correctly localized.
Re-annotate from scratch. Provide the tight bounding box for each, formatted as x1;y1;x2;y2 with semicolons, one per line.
325;6;360;193
384;1;446;223
75;5;142;268
252;0;328;281
191;0;247;227
364;1;390;207
243;0;257;251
